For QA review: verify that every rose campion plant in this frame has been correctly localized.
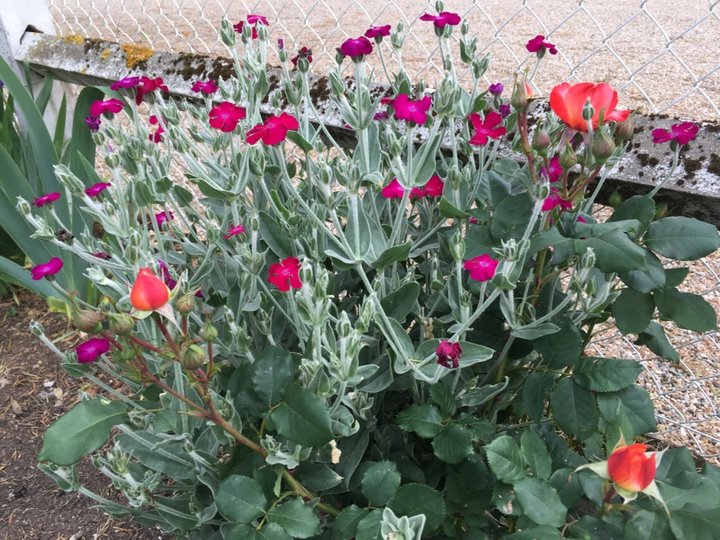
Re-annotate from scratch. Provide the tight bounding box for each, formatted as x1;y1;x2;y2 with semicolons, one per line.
21;2;720;538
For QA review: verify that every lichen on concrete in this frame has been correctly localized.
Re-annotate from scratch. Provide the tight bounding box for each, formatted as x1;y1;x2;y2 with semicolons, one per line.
120;44;155;70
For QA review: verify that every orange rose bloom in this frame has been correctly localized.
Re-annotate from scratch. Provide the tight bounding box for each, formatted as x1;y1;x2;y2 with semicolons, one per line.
549;82;630;131
130;268;170;311
607;443;656;493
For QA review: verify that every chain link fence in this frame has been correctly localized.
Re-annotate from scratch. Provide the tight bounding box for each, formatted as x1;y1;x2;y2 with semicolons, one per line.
46;0;720;462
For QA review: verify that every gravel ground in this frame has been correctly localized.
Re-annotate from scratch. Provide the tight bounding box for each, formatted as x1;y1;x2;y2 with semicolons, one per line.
44;1;720;463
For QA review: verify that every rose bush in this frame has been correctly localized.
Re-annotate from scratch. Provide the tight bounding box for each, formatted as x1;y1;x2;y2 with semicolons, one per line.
11;1;720;538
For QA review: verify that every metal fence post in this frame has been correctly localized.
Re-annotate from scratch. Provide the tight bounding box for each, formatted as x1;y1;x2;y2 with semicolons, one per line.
0;0;69;135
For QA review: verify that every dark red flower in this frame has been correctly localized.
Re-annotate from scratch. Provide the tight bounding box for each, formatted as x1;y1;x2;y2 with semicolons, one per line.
419;11;461;28
92;252;112;260
488;82;504;96
31;257;63;280
209;102;247;132
468;111;506;146
84;115;101;132
541;156;563;183
148;115;164;143
268;257;302;291
498;104;511;118
526;34;558;56
651;121;699;146
435;340;462;369
76;337;110;364
291;47;313;67
338;36;373;60
246;113;299;145
33;192;61;208
234;14;268;39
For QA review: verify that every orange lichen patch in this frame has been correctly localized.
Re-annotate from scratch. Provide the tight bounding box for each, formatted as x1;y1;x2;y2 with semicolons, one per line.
100;48;112;61
120;44;154;69
63;34;85;45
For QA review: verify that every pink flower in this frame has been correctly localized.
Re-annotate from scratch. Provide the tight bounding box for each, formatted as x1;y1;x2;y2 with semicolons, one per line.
246;113;299;145
498;104;511;118
76;337;110;364
542;190;572;212
268;257;303;291
30;257;63;280
651;121;699;146
577;215;587;223
110;76;141;90
541;156;563;183
157;259;177;290
411;174;444;199
84;115;101;132
234;14;268;39
209;102;247;132
135;76;168;105
148;115;164;143
373;111;389;121
291;47;313;67
435;340;462;369
420;11;461;28
468;111;506;146
365;25;391;40
32;192;60;208
89;98;124;117
488;82;504;96
464;254;499;282
155;210;174;227
223;224;246;239
393;94;432;125
526;35;558;56
85;182;111;197
338;36;373;60
247;14;268;25
381;178;406;199
191;80;218;95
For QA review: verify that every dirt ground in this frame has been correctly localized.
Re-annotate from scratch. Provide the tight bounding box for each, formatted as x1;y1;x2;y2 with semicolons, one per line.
0;292;166;540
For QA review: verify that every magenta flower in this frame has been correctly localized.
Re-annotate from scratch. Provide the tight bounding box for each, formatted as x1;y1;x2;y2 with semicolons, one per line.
31;257;63;280
526;35;558;56
157;259;177;290
291;47;313;67
247;14;268;25
373;111;389;121
577;215;588;224
411;174;444;199
419;11;461;28
209;102;247;132
381;178;406;199
393;94;432;125
85;182;111;197
76;337;110;364
246;113;299;145
278;39;285;50
651;121;699;146
541;156;563;183
92;251;112;260
32;192;60;208
110;76;141;90
365;25;391;40
223;224;246;239
155;210;174;228
148;115;164;143
435;340;462;369
191;80;218;95
338;36;373;60
234;14;268;39
268;257;303;292
488;83;504;96
84;115;101;132
89;99;124;117
468;111;506;146
498;104;512;118
464;254;499;282
542;190;572;212
135;76;168;105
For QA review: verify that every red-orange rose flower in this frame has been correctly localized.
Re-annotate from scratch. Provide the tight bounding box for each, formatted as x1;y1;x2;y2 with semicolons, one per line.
607;443;656;493
130;268;170;311
549;82;630;131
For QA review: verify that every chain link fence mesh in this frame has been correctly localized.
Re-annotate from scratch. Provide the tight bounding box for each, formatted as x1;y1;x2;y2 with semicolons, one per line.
46;0;720;462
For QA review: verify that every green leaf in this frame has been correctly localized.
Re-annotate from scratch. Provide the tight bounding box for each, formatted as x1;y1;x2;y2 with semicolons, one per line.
511;323;560;340
39;399;128;465
429;383;457;416
491;194;534;241
514;478;567;527
598;385;656;435
409;133;441;187
381;282;420;321
216;475;267;524
332;505;370;540
397;404;443;438
389;484;445;535
0;255;55;298
259;211;293;258
575;229;647;273
458;379;509;408
439;196;470;218
534;318;582;368
665;267;690;288
623;510;672;540
286;130;313;153
653;288;717;332
362;461;401;506
609;195;656;230
573;357;643;392
507;527;564;540
645;217;720;260
550;378;598;440
635;321;680;362
520;431;552;480
295;462;343;491
66;86;103;178
669;506;720;540
619;250;666;293
355;509;382;540
432;424;474;464
270;384;333;447
266;499;320;539
522;372;554;423
221;523;291;540
252;346;297;407
371;241;411;270
612;288;654;334
485;435;526;483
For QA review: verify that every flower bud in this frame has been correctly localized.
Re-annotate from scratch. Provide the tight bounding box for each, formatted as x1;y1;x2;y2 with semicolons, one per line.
592;128;616;164
608;189;623;209
220;17;236;47
74;309;105;333
176;292;196;315
200;321;218;342
581;247;596;269
472;57;489;79
511;74;529;111
559;144;577;170
582;100;595;122
180;343;206;370
109;313;135;336
16;197;31;216
654;201;669;219
336;312;353;339
130;268;170;311
450;230;465;261
532;128;551;156
328;71;346;97
104;152;120;169
614;115;634;143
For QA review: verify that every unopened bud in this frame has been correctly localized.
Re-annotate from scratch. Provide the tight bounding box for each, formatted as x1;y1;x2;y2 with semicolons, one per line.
336;312;353;339
581;248;596;269
109;313;135;336
450;231;465;261
74;309;105;333
592;129;616;164
654;201;669;219
220;18;236;47
608;189;623;209
176;292;196;315
180;343;206;370
582;100;595;123
511;75;529;111
559;144;577;170
531;128;551;156
614;115;634;143
249;147;266;175
200;321;218;342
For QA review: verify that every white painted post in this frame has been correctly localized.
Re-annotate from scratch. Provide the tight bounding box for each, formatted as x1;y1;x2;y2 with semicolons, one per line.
0;0;69;135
